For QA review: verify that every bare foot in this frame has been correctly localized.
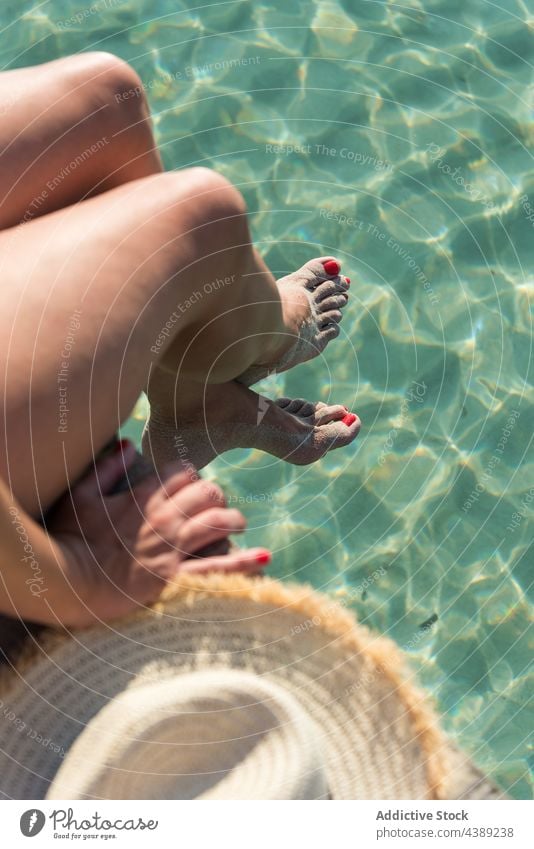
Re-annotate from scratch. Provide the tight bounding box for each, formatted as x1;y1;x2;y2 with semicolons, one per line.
142;380;360;471
257;395;361;464
237;257;350;387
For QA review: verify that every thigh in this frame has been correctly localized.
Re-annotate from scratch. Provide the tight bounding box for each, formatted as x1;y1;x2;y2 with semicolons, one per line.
0;168;233;516
0;52;161;230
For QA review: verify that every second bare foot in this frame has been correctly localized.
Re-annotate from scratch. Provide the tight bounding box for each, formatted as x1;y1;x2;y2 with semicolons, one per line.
143;380;360;471
237;257;350;386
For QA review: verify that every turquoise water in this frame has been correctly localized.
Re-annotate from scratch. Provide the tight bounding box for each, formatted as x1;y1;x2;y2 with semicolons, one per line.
5;0;533;798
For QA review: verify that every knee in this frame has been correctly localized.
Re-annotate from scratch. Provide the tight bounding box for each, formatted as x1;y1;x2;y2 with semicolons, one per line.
188;167;247;224
60;51;149;117
176;167;248;241
148;168;249;239
176;167;247;223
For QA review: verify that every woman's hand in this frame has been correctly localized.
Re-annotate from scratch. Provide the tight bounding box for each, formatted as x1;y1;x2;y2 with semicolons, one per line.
46;440;271;626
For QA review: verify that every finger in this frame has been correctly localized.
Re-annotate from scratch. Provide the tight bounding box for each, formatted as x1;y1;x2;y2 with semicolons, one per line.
73;439;137;499
164;478;227;521
132;464;200;512
177;508;246;556
158;462;201;497
180;547;271;575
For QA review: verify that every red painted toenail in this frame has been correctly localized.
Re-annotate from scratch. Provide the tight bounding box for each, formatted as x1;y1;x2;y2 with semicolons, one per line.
323;259;340;276
256;551;271;565
342;413;357;426
345;277;351;287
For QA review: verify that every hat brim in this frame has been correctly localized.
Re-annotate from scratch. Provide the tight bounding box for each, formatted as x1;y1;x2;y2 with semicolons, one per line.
0;574;501;800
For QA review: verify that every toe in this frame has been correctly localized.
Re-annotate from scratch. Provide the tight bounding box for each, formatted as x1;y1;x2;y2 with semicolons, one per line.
286;257;343;290
318;310;343;327
275;397;315;415
320;257;341;276
316;412;361;449
317;293;349;312
316;257;350;295
311;256;341;278
292;399;316;416
313;278;350;303
279;258;349;296
318;323;340;344
304;261;332;289
313;403;348;425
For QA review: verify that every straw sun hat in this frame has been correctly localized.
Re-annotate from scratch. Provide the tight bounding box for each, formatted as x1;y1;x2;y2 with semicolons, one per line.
0;574;503;800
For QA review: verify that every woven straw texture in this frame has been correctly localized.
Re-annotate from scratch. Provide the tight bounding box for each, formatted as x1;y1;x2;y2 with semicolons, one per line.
0;574;502;800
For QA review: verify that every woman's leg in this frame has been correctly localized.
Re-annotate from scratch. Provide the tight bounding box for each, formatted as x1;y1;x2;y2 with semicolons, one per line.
0;53;357;518
0;48;309;390
1;165;356;518
0;52;162;230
